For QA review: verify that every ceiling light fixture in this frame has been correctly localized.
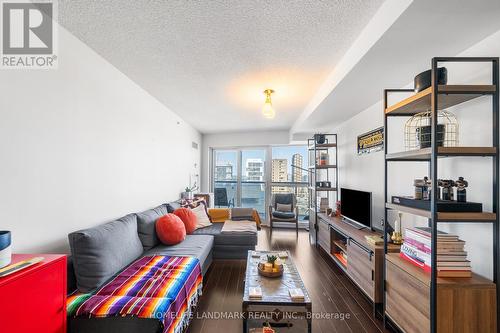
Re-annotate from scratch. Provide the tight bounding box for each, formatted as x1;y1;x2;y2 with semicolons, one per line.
262;89;275;119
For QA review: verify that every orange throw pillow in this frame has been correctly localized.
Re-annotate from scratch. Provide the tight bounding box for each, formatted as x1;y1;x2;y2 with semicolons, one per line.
174;207;198;234
156;214;186;245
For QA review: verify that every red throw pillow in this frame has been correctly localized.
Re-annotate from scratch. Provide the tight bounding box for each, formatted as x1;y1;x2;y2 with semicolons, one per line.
156;214;186;245
173;207;198;234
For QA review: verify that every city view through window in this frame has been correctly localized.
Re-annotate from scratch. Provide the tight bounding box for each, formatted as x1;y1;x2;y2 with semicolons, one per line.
271;146;309;219
213;146;309;221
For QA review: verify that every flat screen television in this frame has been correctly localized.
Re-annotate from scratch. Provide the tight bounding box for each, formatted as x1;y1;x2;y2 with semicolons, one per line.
340;188;372;229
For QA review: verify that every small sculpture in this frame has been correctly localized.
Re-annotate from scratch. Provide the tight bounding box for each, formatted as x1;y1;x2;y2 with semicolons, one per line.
456;177;468;202
438;179;456;201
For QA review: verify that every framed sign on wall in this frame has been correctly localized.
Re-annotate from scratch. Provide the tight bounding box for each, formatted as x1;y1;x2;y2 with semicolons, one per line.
357;127;384;155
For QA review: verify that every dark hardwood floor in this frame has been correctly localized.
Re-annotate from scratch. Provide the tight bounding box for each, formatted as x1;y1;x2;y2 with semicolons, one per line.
187;228;391;333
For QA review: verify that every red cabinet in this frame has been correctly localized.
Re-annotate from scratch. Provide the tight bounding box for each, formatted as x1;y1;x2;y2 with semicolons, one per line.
0;254;67;333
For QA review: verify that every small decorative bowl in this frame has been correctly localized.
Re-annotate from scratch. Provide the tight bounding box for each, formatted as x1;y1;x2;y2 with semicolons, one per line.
257;262;283;278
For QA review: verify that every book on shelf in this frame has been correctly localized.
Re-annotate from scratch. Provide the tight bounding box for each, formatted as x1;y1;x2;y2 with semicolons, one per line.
436;265;471;270
405;229;463;247
400;252;472;276
334;252;347;266
401;243;431;265
406;230;464;248
436;261;470;267
411;227;460;239
400;251;427;270
405;237;467;255
400;227;471;277
436;255;468;261
365;235;384;246
436;270;472;278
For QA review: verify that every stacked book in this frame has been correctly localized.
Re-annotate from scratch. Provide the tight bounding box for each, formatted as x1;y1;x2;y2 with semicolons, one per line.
400;227;471;278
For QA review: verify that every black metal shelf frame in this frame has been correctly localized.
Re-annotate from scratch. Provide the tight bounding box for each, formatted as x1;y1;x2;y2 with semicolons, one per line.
307;134;339;246
382;57;500;333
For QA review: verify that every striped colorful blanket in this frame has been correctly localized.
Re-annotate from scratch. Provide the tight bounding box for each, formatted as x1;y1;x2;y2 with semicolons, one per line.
67;256;202;333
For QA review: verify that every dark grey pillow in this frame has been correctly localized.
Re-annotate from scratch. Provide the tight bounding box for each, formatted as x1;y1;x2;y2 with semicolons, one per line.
167;202;180;212
231;208;254;221
68;214;143;293
136;205;169;250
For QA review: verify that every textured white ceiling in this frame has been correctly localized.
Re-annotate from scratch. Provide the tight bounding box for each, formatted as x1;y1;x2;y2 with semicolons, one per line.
58;0;384;133
292;0;500;133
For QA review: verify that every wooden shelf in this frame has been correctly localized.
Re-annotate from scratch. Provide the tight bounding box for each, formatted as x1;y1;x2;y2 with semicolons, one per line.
385;85;496;116
386;147;497;161
315;187;337;192
386;202;431;218
333;240;347;252
386;253;494;287
386;202;497;222
308;143;337;150
437;212;497;222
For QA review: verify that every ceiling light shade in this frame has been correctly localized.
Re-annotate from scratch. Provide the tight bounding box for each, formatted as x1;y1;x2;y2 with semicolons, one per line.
262;89;275;119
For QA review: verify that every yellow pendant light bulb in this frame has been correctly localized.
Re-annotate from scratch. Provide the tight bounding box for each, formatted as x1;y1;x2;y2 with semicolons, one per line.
262;89;275;119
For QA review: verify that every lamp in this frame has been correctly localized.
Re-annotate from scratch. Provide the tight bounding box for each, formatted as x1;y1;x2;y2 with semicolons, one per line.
262;89;275;119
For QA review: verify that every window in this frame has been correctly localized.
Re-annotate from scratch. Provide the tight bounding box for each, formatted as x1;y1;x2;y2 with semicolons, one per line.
212;148;267;217
211;145;309;222
213;150;238;208
271;146;309;219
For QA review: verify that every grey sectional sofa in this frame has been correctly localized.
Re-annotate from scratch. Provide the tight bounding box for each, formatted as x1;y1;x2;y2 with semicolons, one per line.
67;201;257;333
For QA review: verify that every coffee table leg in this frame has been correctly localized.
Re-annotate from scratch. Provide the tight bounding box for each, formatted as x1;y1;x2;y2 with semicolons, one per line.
242;303;248;333
307;305;312;333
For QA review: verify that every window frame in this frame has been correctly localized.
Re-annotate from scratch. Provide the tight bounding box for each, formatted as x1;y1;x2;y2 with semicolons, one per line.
210;144;309;222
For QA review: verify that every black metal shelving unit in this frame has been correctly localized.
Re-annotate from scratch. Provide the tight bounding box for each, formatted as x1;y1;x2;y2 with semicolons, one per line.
307;133;339;245
383;57;499;333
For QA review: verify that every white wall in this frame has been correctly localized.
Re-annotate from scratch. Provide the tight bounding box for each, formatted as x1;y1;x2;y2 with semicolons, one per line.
200;130;290;191
0;25;201;254
333;29;500;279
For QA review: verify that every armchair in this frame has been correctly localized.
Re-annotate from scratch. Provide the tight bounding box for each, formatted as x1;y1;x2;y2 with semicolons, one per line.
214;188;234;208
269;193;299;233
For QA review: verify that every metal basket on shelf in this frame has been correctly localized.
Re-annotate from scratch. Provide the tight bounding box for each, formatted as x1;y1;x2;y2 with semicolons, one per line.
404;110;459;151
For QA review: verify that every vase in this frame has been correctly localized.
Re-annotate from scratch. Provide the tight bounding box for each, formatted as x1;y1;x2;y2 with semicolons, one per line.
181;192;194;200
0;231;12;269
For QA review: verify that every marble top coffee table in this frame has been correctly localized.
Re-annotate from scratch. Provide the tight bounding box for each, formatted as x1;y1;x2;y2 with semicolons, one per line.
242;250;312;333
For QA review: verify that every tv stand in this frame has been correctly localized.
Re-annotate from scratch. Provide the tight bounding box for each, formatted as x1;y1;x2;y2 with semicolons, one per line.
316;213;399;309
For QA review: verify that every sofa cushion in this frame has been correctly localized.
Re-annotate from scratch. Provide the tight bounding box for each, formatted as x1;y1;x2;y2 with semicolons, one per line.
193;223;257;246
173;208;197;234
167;202;181;212
231;207;254;221
68;214;143;293
156;214;186;245
208;208;230;223
272;210;296;219
142;235;214;275
192;204;212;230
136;204;170;251
277;203;292;212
